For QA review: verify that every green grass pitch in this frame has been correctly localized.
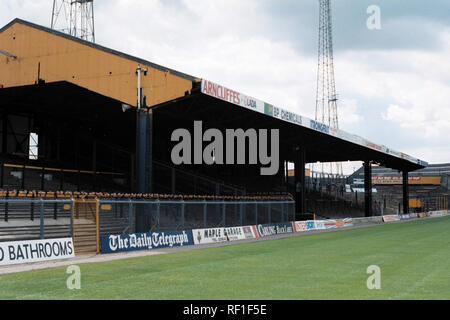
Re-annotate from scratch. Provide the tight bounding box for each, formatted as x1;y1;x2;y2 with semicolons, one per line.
1;216;449;300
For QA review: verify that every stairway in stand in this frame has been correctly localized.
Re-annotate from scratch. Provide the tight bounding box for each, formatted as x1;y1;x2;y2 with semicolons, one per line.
73;219;97;254
73;200;98;254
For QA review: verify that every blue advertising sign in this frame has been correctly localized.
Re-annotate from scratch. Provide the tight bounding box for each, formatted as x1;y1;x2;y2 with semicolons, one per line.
310;120;330;134
400;214;411;221
305;221;316;230
101;230;194;254
314;220;325;230
101;232;151;254
150;230;194;249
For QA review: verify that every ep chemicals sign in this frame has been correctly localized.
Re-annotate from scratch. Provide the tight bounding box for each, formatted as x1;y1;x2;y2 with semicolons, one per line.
0;238;75;266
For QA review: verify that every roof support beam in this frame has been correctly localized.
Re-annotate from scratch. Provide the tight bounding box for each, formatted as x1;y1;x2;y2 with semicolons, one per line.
364;161;373;217
403;170;409;214
294;146;306;215
0;48;17;59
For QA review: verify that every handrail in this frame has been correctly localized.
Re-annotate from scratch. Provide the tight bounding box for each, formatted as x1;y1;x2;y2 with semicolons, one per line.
98;198;294;205
3;163;125;176
0;189;294;201
154;160;246;193
0;48;17;59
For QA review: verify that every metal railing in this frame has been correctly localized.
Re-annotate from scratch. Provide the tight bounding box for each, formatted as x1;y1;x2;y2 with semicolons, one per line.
0;163;128;193
0;197;295;244
153;160;247;196
0;198;73;242
98;199;295;235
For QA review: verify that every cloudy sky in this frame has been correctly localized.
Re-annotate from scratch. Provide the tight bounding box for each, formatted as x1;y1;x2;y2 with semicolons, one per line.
2;0;450;174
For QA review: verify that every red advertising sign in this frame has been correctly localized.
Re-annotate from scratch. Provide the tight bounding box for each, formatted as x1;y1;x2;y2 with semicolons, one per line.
383;215;400;222
366;141;382;151
293;221;307;232
201;80;241;105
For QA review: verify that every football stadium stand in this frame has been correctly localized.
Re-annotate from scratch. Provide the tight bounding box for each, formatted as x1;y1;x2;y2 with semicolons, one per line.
0;18;435;255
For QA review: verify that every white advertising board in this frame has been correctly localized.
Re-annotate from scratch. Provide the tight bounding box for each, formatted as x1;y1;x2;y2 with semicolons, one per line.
192;226;257;245
0;237;75;266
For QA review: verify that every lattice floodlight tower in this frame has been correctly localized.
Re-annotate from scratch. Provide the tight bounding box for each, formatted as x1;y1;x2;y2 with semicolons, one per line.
315;0;343;176
51;0;95;43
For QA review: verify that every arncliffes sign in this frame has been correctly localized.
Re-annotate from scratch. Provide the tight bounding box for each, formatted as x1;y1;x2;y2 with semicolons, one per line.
201;80;264;113
0;238;74;266
101;231;194;254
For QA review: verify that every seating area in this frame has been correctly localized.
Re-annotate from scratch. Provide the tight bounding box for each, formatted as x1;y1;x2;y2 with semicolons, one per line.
305;187;367;219
374;184;449;214
0;189;294;202
0;224;71;242
0;163;128;193
0;201;72;242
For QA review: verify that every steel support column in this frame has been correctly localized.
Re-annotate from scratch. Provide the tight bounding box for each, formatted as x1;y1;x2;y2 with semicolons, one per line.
0;162;4;189
2;111;7;155
294;146;306;215
92;139;97;191
135;109;146;232
364;161;372;217
136;109;147;193
171;167;176;194
146;109;153;194
403;170;409;214
135;108;153;231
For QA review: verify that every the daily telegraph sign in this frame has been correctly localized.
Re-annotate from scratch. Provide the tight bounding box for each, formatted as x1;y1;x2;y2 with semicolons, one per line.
0;238;74;266
101;230;194;254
